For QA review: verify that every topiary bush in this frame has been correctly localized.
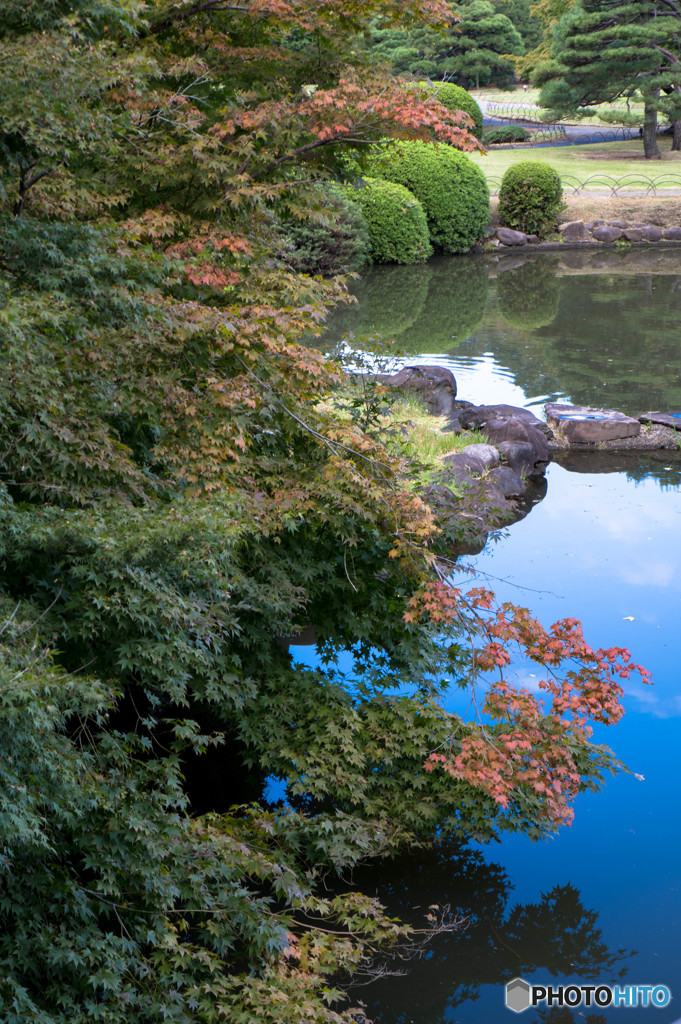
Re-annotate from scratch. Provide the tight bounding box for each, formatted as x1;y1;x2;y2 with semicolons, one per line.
343;177;433;264
482;125;530;145
416;81;484;140
497;160;564;238
281;185;370;276
366;139;490;254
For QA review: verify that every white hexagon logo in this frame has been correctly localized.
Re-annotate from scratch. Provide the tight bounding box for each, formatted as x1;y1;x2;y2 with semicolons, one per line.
506;977;532;1013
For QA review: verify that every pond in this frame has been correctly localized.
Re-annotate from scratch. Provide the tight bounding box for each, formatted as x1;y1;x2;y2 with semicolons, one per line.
316;249;681;1024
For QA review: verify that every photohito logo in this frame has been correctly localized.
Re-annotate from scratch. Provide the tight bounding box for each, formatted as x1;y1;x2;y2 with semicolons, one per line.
505;977;672;1013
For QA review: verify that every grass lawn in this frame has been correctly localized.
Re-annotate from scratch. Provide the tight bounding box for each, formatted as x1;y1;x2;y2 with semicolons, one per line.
469;137;681;191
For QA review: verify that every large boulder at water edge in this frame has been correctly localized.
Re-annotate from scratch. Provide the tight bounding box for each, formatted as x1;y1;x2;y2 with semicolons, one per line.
497;440;540;478
546;403;640;443
458;404;548;432
458;405;550;471
489;466;526;497
371;365;458;416
638;411;681;429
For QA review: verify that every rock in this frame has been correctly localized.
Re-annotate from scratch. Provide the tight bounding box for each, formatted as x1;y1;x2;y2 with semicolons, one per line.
592;225;623;242
372;365;458;416
663;226;681;240
553;424;679;454
419;483;460;512
497;440;545;478
545;402;641;443
526;234;539;244
461;443;499;469
442;401;475;433
484;225;496;238
459;406;550;464
638;411;681;430
489;466;526;497
483;418;550;463
623;228;644;242
610;220;630;229
496;226;527;247
442;452;486;477
458;404;548;433
591;219;607;227
632;222;647;228
561;220;590;241
441;418;462;434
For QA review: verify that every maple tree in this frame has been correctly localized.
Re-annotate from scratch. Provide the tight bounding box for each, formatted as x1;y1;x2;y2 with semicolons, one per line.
0;1;651;1021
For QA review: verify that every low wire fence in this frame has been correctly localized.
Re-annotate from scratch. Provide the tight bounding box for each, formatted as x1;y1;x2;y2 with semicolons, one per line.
483;100;639;125
487;173;681;195
490;126;638;146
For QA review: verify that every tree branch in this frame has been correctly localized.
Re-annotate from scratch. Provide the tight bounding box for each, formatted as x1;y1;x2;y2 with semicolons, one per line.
151;0;248;34
13;164;54;217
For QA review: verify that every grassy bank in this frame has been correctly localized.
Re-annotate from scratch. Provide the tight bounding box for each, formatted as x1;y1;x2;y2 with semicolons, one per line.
472;137;681;190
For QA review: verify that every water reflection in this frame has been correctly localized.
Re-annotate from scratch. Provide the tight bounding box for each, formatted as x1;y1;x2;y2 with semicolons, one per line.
321;249;681;1024
351;843;631;1024
327;258;489;354
323;247;681;414
497;257;562;331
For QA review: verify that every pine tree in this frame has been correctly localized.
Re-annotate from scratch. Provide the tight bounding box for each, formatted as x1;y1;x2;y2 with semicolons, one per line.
536;0;681;157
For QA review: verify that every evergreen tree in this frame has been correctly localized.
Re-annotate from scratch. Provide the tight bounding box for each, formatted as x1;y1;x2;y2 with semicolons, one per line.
368;0;524;86
451;0;526;88
536;0;681;157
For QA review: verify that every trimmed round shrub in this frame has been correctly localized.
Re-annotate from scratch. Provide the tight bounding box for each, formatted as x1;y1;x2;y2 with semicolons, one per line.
497;160;563;238
343;178;432;264
367;139;490;255
482;125;530;145
282;185;370;276
417;82;484;140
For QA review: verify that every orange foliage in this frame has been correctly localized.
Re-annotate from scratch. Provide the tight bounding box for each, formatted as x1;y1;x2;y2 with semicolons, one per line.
408;580;652;828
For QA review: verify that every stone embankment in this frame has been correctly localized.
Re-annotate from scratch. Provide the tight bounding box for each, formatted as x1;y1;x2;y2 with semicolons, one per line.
488;219;681;249
374;364;681;549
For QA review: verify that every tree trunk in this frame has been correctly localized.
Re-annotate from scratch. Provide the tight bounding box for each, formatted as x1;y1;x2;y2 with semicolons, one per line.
673;118;681;151
643;96;661;159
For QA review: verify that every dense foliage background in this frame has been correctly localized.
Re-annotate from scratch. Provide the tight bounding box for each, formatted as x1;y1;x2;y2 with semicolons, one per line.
0;1;649;1021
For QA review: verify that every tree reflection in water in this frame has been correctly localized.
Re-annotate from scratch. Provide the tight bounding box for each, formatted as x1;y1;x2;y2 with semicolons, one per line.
348;841;632;1024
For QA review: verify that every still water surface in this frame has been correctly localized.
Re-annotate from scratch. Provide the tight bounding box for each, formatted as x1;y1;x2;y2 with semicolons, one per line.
319;250;681;1023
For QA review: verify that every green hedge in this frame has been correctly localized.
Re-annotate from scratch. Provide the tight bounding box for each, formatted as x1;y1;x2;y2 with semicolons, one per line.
483;125;531;145
417;81;484;140
343;177;433;264
367;139;490;254
497;160;564;238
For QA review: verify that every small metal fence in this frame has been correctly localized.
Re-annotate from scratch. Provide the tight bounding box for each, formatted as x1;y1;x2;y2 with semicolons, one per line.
487;173;681;195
